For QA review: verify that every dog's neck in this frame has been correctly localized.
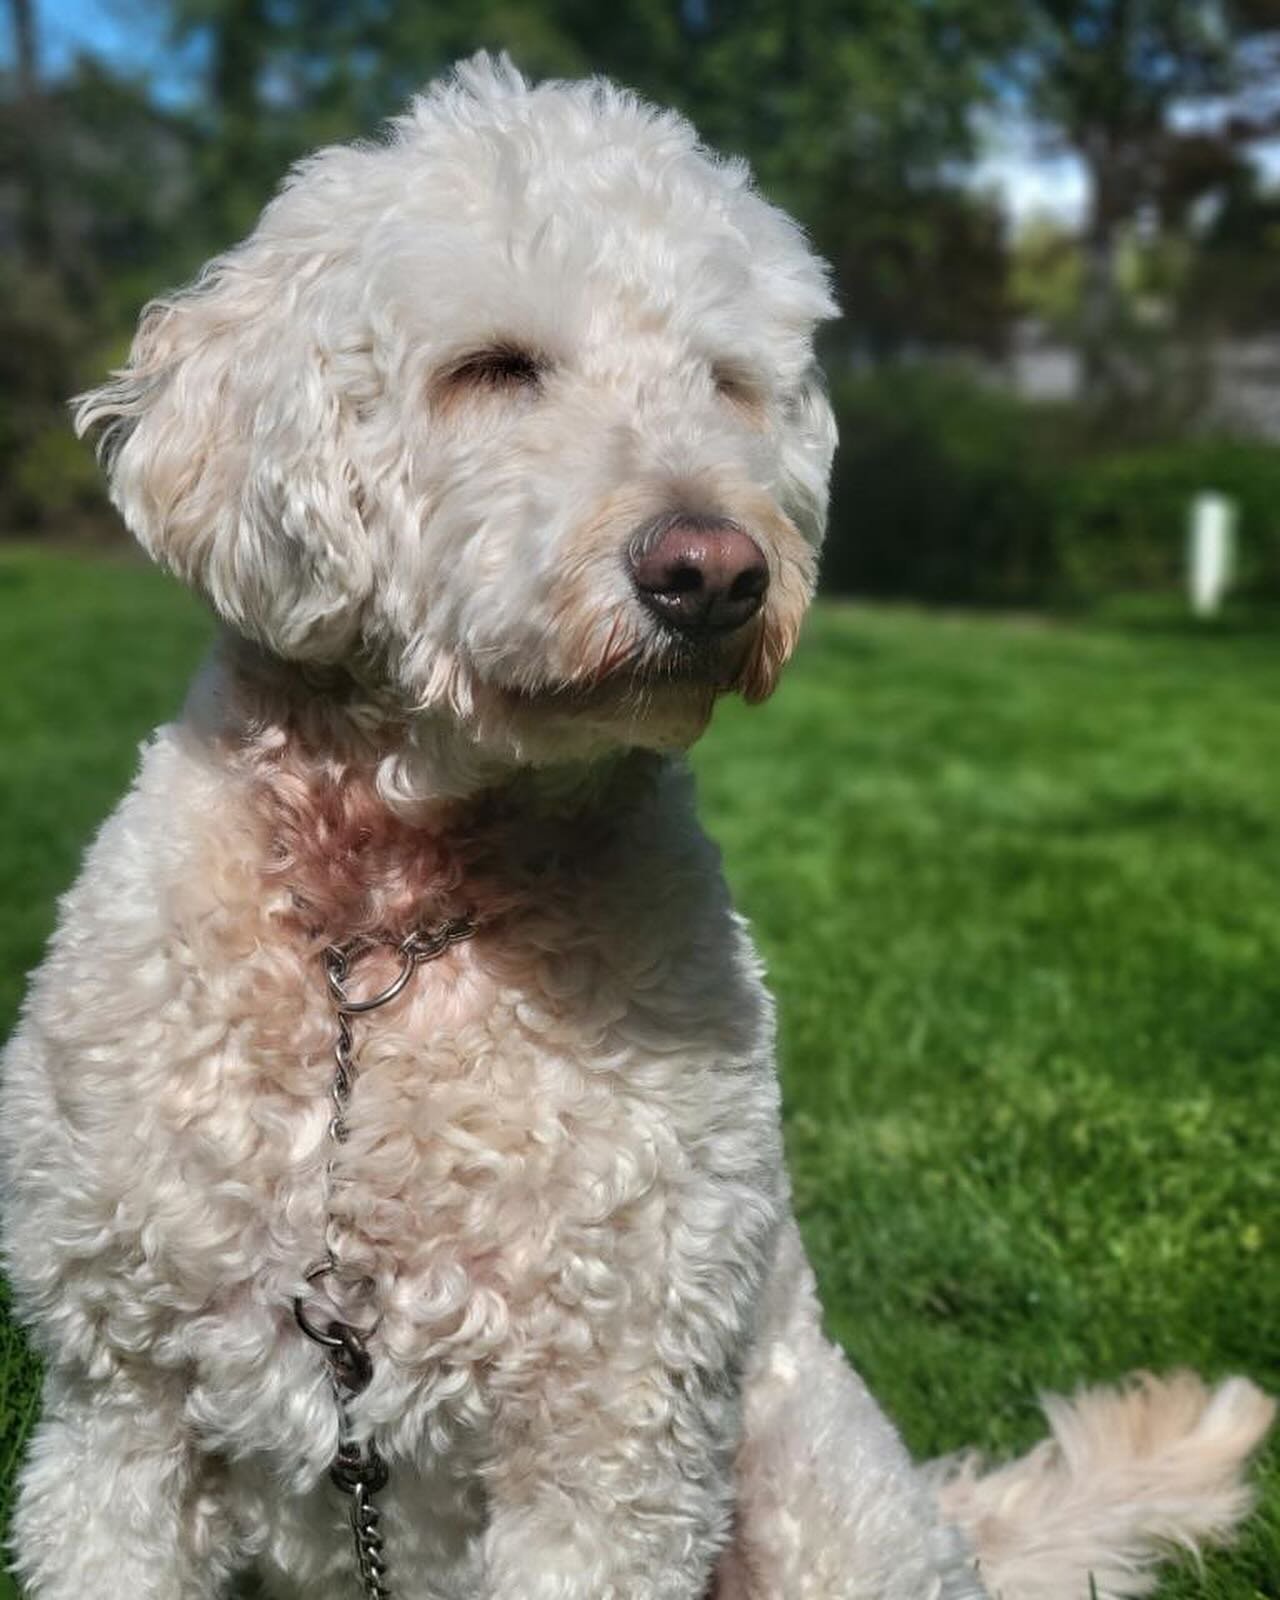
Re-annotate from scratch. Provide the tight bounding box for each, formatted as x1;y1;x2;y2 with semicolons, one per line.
189;635;662;948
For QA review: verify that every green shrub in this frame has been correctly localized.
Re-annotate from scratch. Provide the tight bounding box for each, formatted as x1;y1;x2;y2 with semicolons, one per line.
823;363;1280;606
10;427;105;527
1057;441;1280;602
823;365;1068;606
0;263;113;538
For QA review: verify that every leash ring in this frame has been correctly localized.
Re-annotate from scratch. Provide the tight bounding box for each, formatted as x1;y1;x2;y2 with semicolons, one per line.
326;947;418;1014
293;1262;381;1349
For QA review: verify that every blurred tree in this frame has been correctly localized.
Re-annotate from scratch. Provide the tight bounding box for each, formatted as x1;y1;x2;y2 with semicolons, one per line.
6;0;1280;550
1011;217;1086;325
1179;145;1280;333
1014;1;1280;404
0;1;199;532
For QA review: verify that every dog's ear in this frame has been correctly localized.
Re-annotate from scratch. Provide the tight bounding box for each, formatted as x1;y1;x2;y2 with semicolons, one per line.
75;250;375;660
778;367;838;547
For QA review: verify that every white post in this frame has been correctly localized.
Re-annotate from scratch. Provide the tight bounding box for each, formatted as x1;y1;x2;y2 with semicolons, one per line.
1188;492;1237;617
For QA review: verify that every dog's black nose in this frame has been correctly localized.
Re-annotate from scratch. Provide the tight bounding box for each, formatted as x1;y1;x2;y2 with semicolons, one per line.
630;517;769;634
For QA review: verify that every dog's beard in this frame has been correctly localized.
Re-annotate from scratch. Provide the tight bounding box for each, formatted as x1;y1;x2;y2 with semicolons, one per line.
486;610;767;745
492;669;721;753
509;624;749;702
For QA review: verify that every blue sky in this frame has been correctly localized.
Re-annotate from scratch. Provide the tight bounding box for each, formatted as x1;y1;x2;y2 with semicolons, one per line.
35;0;178;87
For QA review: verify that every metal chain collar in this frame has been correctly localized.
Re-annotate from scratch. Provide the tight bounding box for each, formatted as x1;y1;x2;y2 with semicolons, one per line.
294;917;477;1600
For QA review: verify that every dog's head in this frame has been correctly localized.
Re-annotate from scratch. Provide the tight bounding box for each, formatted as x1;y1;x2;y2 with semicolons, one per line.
79;55;837;768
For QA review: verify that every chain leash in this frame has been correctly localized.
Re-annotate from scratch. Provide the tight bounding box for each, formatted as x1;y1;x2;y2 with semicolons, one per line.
293;917;477;1600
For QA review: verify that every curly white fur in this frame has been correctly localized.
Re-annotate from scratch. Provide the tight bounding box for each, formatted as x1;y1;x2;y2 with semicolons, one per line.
2;54;1270;1600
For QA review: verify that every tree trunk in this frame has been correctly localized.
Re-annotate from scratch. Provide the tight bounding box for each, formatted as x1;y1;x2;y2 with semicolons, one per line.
9;0;53;268
1078;135;1127;406
208;0;270;236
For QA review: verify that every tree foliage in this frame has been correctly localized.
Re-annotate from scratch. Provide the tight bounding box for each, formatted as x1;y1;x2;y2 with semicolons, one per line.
3;0;1279;543
1011;1;1280;406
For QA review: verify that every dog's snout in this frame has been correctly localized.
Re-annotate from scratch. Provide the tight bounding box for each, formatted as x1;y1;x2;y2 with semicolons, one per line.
630;517;769;635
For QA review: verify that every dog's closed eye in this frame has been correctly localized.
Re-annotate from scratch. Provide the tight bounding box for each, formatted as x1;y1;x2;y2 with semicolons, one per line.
436;344;549;403
711;363;766;423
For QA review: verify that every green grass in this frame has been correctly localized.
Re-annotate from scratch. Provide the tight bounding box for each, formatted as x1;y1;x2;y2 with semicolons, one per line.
1;547;1277;1596
0;547;213;1027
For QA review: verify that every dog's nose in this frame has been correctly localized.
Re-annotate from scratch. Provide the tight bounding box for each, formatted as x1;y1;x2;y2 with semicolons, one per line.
630;518;769;634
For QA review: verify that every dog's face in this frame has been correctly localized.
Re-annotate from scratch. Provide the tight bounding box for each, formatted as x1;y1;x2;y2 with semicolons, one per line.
80;56;837;766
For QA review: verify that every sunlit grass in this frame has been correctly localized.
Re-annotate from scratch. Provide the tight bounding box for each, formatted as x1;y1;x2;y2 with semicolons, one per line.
0;548;1276;1595
696;602;1280;1596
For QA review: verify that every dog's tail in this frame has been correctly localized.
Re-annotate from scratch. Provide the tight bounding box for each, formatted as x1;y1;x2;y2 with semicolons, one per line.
929;1371;1275;1600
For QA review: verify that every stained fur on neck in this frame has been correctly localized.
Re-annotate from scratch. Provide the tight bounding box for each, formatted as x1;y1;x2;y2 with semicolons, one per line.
196;635;658;950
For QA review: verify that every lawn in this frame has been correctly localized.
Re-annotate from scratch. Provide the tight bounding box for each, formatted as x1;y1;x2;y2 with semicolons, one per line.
0;545;1277;1597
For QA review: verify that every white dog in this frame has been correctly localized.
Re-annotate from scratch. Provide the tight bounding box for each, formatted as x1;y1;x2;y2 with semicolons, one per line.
1;56;1270;1600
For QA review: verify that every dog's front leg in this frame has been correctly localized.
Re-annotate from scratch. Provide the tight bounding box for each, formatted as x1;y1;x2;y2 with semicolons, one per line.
482;1354;736;1600
10;1370;241;1600
715;1217;986;1600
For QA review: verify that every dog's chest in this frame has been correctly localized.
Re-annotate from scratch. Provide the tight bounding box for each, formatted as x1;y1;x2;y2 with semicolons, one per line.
314;918;779;1375
165;869;783;1462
